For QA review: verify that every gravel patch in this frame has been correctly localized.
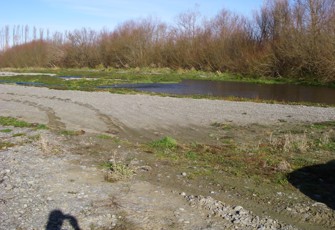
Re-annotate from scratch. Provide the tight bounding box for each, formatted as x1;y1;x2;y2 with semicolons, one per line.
184;195;297;230
0;85;334;134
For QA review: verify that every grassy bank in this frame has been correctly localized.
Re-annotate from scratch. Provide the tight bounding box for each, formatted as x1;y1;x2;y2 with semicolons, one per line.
1;67;334;89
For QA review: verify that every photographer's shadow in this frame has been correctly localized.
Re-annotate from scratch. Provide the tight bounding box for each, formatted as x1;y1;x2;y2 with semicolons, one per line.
288;160;335;210
46;209;81;230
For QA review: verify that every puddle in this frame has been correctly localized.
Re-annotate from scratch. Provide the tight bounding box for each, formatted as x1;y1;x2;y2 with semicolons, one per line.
101;80;335;105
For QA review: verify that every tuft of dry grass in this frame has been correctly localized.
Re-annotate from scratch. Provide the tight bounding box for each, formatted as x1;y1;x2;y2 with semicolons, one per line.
102;161;134;182
269;132;309;153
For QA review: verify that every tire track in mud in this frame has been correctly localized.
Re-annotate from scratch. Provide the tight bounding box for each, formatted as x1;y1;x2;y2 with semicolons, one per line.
1;93;123;134
0;98;66;130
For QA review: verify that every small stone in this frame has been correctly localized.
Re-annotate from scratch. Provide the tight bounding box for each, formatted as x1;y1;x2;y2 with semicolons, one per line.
181;172;187;177
312;202;327;207
234;206;243;211
233;219;240;224
180;192;186;196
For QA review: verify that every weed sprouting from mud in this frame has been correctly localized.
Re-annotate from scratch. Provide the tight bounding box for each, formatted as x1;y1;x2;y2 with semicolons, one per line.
0;129;12;133
0;116;48;130
149;136;178;150
0;141;15;149
102;161;134;182
60;129;85;136
0;116;32;128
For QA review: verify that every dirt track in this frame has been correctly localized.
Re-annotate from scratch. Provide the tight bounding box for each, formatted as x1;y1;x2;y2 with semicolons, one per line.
1;85;334;135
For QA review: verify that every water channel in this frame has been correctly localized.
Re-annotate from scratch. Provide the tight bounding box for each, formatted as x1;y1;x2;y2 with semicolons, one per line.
100;79;335;105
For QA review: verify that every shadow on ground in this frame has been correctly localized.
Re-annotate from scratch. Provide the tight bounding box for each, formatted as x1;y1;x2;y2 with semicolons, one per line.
45;209;81;230
288;160;335;210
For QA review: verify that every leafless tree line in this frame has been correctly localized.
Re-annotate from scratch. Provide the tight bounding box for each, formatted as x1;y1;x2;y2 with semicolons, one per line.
0;0;334;81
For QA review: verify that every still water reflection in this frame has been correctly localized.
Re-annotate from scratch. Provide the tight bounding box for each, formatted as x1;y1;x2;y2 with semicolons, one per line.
102;79;335;105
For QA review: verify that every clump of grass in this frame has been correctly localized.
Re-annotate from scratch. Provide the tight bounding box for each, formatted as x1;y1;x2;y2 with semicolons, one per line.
97;134;113;139
211;122;232;130
102;161;134;182
269;132;309;153
28;134;41;141
149;136;178;150
185;151;198;160
0;116;31;127
35;124;48;130
0;116;48;130
0;129;12;133
0;141;15;149
60;129;85;136
148;136;179;160
12;133;26;137
311;121;335;129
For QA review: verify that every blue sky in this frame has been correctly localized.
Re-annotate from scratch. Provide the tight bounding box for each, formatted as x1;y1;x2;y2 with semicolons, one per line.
1;0;264;32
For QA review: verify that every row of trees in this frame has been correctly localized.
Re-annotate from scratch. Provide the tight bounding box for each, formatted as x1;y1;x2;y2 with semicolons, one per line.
0;0;334;82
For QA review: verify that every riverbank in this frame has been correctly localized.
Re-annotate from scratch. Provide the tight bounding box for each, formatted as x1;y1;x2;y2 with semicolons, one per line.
1;69;335;107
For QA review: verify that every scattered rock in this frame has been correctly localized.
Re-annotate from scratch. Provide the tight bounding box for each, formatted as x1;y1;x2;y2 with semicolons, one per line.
185;195;297;230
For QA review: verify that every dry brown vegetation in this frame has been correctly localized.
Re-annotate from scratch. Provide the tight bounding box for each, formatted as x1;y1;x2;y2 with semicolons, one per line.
0;0;334;82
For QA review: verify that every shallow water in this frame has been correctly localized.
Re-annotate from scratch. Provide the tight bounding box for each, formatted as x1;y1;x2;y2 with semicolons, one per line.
101;79;335;105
